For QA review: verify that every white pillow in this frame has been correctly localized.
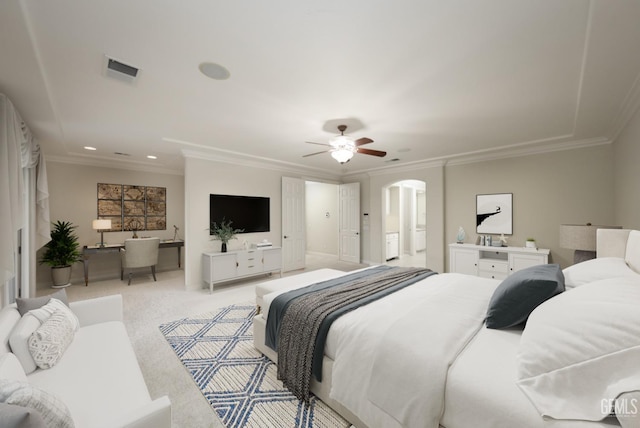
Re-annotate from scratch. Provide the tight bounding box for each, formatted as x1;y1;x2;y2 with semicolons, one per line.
0;379;74;428
28;310;75;370
562;257;640;289
625;230;640;273
616;390;640;427
516;277;640;421
8;314;41;374
9;298;79;374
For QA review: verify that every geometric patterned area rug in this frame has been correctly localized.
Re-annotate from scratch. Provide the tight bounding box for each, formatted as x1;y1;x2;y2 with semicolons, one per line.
159;304;350;428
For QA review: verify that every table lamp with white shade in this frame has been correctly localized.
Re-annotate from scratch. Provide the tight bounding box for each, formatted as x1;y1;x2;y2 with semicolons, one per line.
93;219;112;248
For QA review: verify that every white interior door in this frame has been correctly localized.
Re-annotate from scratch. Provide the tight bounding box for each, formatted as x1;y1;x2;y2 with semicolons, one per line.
339;182;360;263
282;177;306;272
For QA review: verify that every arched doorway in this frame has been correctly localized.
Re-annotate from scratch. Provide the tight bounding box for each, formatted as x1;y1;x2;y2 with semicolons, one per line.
381;179;427;268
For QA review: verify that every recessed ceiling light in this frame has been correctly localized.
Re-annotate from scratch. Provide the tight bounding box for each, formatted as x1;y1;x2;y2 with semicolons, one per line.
147;155;157;160
84;146;97;151
199;62;230;80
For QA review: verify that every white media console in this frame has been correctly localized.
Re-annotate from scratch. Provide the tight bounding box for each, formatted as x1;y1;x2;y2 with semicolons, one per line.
449;243;549;280
202;247;282;293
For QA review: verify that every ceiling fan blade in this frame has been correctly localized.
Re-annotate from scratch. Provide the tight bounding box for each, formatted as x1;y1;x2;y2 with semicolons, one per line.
302;150;329;158
305;141;331;147
354;137;374;146
357;148;387;157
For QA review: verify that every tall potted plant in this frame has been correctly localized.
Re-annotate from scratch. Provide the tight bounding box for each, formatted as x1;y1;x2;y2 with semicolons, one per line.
40;220;82;288
209;219;243;252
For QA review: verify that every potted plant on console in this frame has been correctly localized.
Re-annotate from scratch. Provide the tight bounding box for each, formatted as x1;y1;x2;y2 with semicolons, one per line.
209;219;244;253
40;220;82;288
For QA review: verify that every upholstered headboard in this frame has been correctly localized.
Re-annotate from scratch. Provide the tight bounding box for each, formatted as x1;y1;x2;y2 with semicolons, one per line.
597;229;640;273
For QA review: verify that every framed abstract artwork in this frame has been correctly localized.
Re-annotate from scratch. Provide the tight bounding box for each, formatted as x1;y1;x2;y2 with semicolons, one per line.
476;193;513;235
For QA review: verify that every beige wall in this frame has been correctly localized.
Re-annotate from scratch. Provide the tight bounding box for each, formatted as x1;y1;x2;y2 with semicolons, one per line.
37;161;185;289
445;144;616;269
613;106;640;229
35;124;634;293
184;157;288;290
351;164;445;272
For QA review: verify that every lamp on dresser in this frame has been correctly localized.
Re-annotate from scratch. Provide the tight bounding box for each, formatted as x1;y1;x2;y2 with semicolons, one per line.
93;219;112;248
559;223;622;264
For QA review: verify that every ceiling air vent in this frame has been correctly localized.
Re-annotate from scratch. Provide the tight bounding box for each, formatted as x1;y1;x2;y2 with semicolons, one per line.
103;55;140;83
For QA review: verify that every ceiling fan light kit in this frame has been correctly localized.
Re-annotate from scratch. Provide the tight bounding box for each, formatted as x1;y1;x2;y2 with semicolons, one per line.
304;124;386;164
331;148;355;164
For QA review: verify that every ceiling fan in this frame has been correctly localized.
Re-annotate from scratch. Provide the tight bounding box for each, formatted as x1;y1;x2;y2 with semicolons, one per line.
303;125;387;164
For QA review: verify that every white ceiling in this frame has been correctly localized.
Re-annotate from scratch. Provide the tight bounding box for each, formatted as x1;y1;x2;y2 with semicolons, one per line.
1;0;640;178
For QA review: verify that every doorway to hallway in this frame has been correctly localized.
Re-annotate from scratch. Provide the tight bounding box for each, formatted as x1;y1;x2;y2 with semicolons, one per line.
382;179;427;268
282;178;362;273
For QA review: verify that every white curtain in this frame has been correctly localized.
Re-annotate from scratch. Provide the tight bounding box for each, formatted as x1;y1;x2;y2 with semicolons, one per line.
20;115;51;249
0;93;50;287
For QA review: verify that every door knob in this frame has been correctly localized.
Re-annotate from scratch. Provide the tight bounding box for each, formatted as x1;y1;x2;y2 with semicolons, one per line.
283;235;289;239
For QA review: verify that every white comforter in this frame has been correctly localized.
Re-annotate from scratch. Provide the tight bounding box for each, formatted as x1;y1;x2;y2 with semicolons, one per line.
329;273;499;428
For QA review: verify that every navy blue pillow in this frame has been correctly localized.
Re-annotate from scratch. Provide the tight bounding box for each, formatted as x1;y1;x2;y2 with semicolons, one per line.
485;264;565;329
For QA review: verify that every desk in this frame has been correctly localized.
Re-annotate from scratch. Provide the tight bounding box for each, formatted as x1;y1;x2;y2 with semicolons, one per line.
82;240;184;286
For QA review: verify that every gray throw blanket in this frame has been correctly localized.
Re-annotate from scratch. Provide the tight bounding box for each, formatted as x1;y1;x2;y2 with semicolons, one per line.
276;266;436;402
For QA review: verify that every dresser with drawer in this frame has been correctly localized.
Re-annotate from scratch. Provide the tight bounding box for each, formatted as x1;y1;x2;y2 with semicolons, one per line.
449;243;550;279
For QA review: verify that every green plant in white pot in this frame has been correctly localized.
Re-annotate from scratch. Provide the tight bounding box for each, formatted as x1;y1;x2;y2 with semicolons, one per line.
40;220;82;288
209;219;244;253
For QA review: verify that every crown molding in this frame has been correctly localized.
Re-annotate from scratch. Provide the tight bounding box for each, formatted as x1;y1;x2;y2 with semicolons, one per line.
571;0;594;135
445;136;611;167
347;159;447;179
180;148;340;182
46;134;613;181
45;153;184;176
19;0;66;146
610;71;640;141
343;135;611;179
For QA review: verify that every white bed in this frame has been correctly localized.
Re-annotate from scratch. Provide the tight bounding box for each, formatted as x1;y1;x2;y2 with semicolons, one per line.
253;229;640;428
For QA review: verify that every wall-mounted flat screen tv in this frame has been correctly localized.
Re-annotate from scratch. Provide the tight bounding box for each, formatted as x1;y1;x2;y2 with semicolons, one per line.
209;194;270;234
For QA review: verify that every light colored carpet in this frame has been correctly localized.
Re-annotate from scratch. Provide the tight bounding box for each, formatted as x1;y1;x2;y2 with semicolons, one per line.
48;254;368;427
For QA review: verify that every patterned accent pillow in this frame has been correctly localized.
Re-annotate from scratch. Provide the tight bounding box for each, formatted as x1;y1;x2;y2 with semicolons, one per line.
28;309;76;370
29;299;79;331
0;379;74;428
0;402;47;428
9;299;80;374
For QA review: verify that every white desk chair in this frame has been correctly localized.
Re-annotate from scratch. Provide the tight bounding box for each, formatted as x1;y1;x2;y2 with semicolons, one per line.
120;237;160;285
